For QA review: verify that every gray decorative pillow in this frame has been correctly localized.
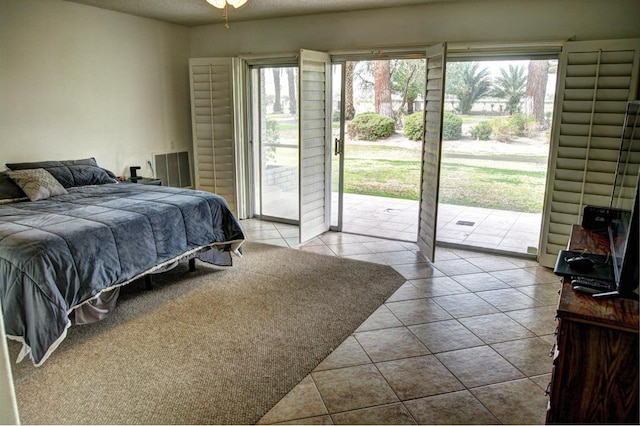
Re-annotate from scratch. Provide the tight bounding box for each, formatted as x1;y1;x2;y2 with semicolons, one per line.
6;158;117;188
0;171;27;201
7;168;68;201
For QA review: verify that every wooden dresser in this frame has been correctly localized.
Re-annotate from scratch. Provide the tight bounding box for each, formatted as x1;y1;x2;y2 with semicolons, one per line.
546;225;639;423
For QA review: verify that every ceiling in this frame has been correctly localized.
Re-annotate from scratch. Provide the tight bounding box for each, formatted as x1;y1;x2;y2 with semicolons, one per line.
64;0;459;27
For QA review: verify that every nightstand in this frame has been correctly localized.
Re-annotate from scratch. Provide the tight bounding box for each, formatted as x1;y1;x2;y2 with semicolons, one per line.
128;177;162;186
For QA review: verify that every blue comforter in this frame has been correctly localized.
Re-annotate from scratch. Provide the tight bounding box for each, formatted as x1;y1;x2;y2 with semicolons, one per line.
0;183;245;366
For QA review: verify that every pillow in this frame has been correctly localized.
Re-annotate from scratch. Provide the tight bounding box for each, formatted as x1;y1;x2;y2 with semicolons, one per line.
6;157;118;188
0;171;27;201
7;169;68;201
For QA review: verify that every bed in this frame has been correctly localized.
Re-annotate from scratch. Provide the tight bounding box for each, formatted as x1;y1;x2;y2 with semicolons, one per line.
0;158;245;366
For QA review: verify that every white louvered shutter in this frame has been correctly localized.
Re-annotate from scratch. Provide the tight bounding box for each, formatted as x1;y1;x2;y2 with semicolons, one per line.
189;58;239;215
417;43;447;262
298;49;332;243
539;39;640;267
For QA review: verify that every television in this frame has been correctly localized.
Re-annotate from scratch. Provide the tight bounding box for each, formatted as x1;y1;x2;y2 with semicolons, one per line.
598;185;639;299
594;101;640;299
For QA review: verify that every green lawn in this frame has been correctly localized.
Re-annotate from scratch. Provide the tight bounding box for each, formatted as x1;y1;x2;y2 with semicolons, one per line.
268;116;547;213
341;143;546;213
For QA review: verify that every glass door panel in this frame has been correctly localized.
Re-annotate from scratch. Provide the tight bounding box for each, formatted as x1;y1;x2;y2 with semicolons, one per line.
331;63;344;229
257;66;299;222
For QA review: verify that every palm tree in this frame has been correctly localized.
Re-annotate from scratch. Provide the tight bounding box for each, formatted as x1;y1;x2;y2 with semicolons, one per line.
493;64;527;115
446;62;492;115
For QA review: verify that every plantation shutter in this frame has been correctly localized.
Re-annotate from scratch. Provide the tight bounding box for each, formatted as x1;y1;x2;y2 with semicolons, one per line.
538;39;640;268
189;57;239;215
417;43;447;262
299;49;332;243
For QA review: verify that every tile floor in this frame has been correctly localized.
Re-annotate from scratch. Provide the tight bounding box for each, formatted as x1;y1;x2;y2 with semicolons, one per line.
241;219;560;425
261;193;542;256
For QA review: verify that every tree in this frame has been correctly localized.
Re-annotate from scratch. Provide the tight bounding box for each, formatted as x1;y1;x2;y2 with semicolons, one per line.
286;68;296;115
374;60;393;118
446;62;492;115
492;64;527;115
524;60;549;128
390;59;424;115
345;61;356;120
272;68;283;114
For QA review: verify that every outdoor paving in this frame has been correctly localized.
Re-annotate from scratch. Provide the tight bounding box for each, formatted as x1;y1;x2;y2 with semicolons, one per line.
340;193;541;257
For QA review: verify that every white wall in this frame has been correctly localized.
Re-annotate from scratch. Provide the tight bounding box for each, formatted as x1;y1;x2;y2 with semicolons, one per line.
190;0;640;57
0;0;192;177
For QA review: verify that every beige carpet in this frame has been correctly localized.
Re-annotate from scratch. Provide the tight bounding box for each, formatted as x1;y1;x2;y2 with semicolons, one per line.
8;242;406;424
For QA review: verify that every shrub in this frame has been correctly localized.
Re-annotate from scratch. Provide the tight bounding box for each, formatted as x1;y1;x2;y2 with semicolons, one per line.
489;117;516;142
442;112;463;140
509;113;536;137
347;112;396;141
471;121;493;140
264;117;280;161
489;114;536;142
403;112;424;141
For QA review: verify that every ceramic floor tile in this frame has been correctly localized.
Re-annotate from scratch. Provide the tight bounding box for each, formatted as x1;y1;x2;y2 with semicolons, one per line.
285;237;300;247
318;232;363;245
506;306;559;336
300;245;338;256
516;283;562;306
392;263;445;280
432;247;461;261
530;373;553;390
331;403;416;425
385;298;453;326
248;229;284;240
451;272;511;292
326;243;372;256
408;319;484;353
385;283;427;303
378;250;429;265
448;248;489;259
470;378;548;425
464;256;521;272
342;253;387;265
491;337;554;377
435;346;525;388
313;336;371;372
376;355;464;400
524;265;562;283
311;364;398;413
252;238;290;247
431;293;500;318
458;312;536;344
489;269;544;287
431;259;484;276
354;305;404;332
476;288;542;311
258;375;327;424
408;276;470;297
354;327;429;362
403;390;498;425
278;415;334;425
362;240;411;253
302;237;328;247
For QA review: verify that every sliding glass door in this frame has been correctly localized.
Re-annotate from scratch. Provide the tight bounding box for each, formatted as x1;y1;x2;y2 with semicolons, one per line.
252;66;299;222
